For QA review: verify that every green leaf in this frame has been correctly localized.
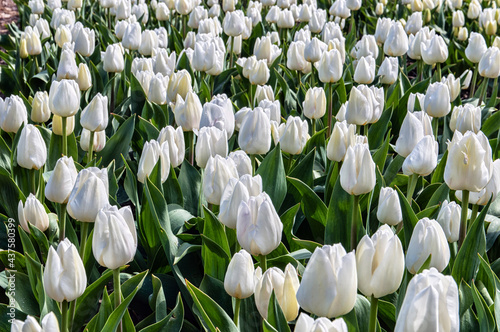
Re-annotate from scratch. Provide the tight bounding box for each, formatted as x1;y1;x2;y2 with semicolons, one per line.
0;166;25;217
186;279;239;332
178;160;202;216
325;176;352;248
163;166;184;207
369;109;392;151
97;114;136;168
281;203;301;252
371;129;391;173
426;182;450;209
47;132;78;171
395;186;419;249
256;144;287;210
201;206;231;281
471;282;495;332
431;151;448;184
266;292;291;332
139;293;184;332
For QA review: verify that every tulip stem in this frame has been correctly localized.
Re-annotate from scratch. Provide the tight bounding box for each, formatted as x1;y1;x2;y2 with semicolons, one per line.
233;298;241;326
469;204;479;231
259;254;267;272
432;117;439;139
190;131;195;165
436;62;442;82
30;169;36;195
87;131;94;164
350;195;360;251
406;174;418;203
61;300;68;332
368;296;379;332
249;84;254;108
68;300;76;331
229;36;235;68
478;78;489;106
62;116;67;156
251;154;256;175
458;190;469;249
470;63;478;97
182;15;187;39
311;118;316;136
59;203;67;241
113;268;123;332
327;83;332;138
79;222;89;258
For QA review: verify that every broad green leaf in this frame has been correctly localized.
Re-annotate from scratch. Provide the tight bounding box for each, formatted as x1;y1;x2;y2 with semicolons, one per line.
266;292;291;332
256;144;287;210
47;132;78;171
178;160;202;216
325;176;353;249
139;293;184;332
202;206;231;281
395;186;419;249
471;282;495;332
97;114;135;168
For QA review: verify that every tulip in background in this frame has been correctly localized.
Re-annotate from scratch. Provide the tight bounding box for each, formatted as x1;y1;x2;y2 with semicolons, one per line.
1;95;27;133
406;218;450;274
195;126;228;168
327;120;356;162
353;56;375;84
295;313;348;332
137;139;171;184
31;91;50;123
200;94;235;138
395;111;433;157
296;244;357;318
303;87;326;121
80;93;108;132
238;107;272;155
395;268;459;332
157;126;185;168
402;135;438;177
174;91;202;132
424;82;451;118
18;193;50;233
376;187;402;225
277;116;309;155
449;104;481;134
340;143;375;196
436;200;461;243
10;312;59;332
203;155;238;205
378;57;398;85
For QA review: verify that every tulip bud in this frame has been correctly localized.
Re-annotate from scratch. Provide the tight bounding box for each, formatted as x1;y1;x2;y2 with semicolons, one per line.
304;37;327;63
303;87;326;120
478;46;500;78
377;187;402;225
465;32;487;63
375;2;384;15
11;312;60;332
80;129;106;152
374;17;391;44
444;130;493;192
148;73;169;105
423;82;450;118
43;238;87;302
421;34;448;65
223;10;246;36
277;116;309;155
457;27;468;41
295;313;348;332
222;0;237;12
345;86;372;126
329;0;351;19
224;249;256;299
249;59;270;86
45;156;78;204
219;174;262;228
406;218;450;274
93;205;137;269
49;79;81;117
456;159;500;206
200;94;235;138
395;268;459;332
203;155;238;205
139;30;159;56
103;43;125;73
340;142;376;196
238;107;272;155
18;193;49;233
296;244;357;318
254;36;282;66
378;56;398;85
74;27;95;57
435;200;461;243
405;12;422;35
167;69;192;104
384;22;408;57
402;136;438;176
17;124;47;170
287;41;311;73
236;192;282;255
81;93;108;132
228;150;252;177
254;264;299;322
174;91;202;132
156;3;170;20
76;63;92;91
326;121;355;162
195;127;228;168
449;104;481;134
1;95;27;133
55;25;72;48
255;85;275;104
19;38;28;59
137;140;170;184
157;126;185;167
31;91;50;123
67;167;109;222
317;49;343;83
122;22;142;51
356;225;404;298
52;114;75;136
442;73;460;102
354;55;376;84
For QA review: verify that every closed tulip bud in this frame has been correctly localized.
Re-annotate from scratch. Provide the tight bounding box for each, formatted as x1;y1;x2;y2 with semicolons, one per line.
277;116;309;155
116;0;131;19
55;25;72;48
445;130;493;191
81;93;108;132
303;87;326;120
31;91;50;123
238;56;257;79
76;63;92;91
295;314;348;332
406;12;422;35
24;27;42;56
43;238;87;302
435;200;461;243
352;35;378;60
137;140;170;184
340;143;376;196
254;264;299;322
223;10;245;36
188;6;207;29
327;121;356;162
156;3;170;20
238;107;271;155
421;34;448;65
345;86;372;125
45;156;78;204
384;22;408;56
460;69;473;90
18;193;49;233
174;91;202;132
395;111;432;157
377;56;398;85
456;27;468;42
255;85;275;103
148;74;169;105
356;225;404;298
304;37;326;63
329;0;351;18
402;136;438;176
484;20;497;36
103;43;125;73
375;2;384;15
153;49;176;76
228;150;252;177
203;155;238;205
29;0;45;14
157;126;185;167
374;17;391;44
377;187;402;225
67;167;109;222
68;0;82;10
395;268;459;332
406;218;450;273
139;30;159;56
93;205;137;269
353;55;376;84
19;38;28;59
442;73;460;102
115;20;129;40
478;47;500;78
450;104;481;134
100;0;116;8
224;249;256;299
80;129;106;152
74;27;95;57
423;82;450;118
346;0;361;10
0;95;27;133
254;37;282;66
237;191;282;255
465;32;487;63
222;0;237;12
467;0;481;18
456;159;500;206
17;124;47;170
249;59;270;85
196;127;228;168
52;114;75;136
297;244;356;318
219;174;262;228
122;22;142;51
452;10;464;27
200;94;235;138
277;9;294;28
35;18;51;40
287;41;311;73
167;69;192;103
49;79;81;117
317;48;343;83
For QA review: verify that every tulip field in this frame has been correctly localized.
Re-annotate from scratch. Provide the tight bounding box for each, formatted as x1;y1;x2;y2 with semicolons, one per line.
1;0;500;330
